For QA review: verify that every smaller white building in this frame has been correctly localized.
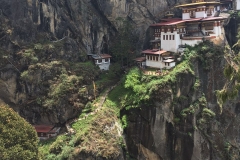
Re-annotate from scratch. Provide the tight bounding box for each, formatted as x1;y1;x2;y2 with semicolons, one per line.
141;49;175;69
92;54;112;70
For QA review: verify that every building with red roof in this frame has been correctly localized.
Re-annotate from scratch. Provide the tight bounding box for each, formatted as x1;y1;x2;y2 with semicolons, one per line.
140;49;176;69
34;125;61;140
137;0;227;69
91;54;112;70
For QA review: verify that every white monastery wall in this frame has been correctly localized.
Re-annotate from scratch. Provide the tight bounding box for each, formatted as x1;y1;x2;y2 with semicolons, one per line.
237;0;240;10
161;31;181;53
181;39;201;46
182;13;190;19
213;26;219;36
195;11;206;18
146;60;164;68
165;62;175;69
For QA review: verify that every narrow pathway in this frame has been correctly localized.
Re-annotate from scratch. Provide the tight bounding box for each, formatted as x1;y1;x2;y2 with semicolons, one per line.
65;83;118;134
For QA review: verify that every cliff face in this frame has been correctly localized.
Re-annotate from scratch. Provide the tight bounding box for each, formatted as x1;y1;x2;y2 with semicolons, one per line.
0;0;189;124
2;0;240;159
124;50;240;159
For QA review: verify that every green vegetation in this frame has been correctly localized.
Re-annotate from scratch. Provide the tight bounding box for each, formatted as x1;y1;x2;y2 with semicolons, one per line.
193;78;200;90
180;95;207;118
215;13;240;111
43;74;84;109
215;46;240;111
22;49;39;64
37;38;226;159
0;105;39;160
121;115;128;129
38;135;75;160
39;106;122;159
110;17;138;67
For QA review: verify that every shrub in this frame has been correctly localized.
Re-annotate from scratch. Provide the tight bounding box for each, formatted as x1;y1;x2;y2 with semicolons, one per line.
0;105;39;160
121;115;128;129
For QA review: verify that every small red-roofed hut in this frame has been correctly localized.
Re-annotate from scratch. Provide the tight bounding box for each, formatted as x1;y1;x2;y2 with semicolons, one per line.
34;125;61;140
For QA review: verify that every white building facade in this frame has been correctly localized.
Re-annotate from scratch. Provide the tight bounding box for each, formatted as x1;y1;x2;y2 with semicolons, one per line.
141;0;226;69
142;50;176;69
92;54;112;70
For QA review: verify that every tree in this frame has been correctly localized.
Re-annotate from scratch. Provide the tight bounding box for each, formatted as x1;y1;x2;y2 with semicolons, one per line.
0;105;39;160
110;17;138;67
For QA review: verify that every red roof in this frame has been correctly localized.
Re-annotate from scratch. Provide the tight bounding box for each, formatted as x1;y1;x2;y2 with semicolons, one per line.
92;54;111;60
34;125;54;133
142;49;167;55
151;20;185;26
134;57;146;62
151;16;225;27
100;54;112;58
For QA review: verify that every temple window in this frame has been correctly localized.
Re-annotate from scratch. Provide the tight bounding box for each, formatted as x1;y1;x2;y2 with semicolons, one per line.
163;35;165;40
173;35;175;40
166;35;168;40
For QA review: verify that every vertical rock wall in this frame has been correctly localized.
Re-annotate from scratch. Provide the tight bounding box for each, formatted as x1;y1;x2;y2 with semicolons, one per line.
125;55;240;159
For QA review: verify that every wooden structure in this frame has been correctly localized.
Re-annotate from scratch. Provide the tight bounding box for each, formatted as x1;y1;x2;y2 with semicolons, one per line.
34;125;61;140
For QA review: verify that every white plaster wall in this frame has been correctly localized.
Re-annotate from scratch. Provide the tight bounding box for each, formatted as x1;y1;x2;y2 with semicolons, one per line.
237;0;240;10
146;60;162;68
165;62;175;69
218;25;222;35
211;8;216;16
96;58;111;70
195;11;206;18
97;63;110;70
170;62;175;68
161;31;181;53
146;59;175;69
181;39;201;46
182;13;190;20
213;26;219;36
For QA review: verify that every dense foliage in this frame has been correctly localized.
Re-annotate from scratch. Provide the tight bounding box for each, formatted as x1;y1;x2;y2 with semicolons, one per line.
0;105;39;160
110;17;138;67
216;24;240;111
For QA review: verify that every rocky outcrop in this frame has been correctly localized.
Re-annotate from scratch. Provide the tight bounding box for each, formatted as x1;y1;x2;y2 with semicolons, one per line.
0;0;190;124
124;50;240;159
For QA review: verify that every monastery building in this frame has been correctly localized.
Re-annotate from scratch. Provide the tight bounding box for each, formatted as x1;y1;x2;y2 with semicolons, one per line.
140;0;227;69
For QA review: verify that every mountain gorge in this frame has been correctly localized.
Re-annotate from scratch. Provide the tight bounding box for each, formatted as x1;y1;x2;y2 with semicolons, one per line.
1;0;240;160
